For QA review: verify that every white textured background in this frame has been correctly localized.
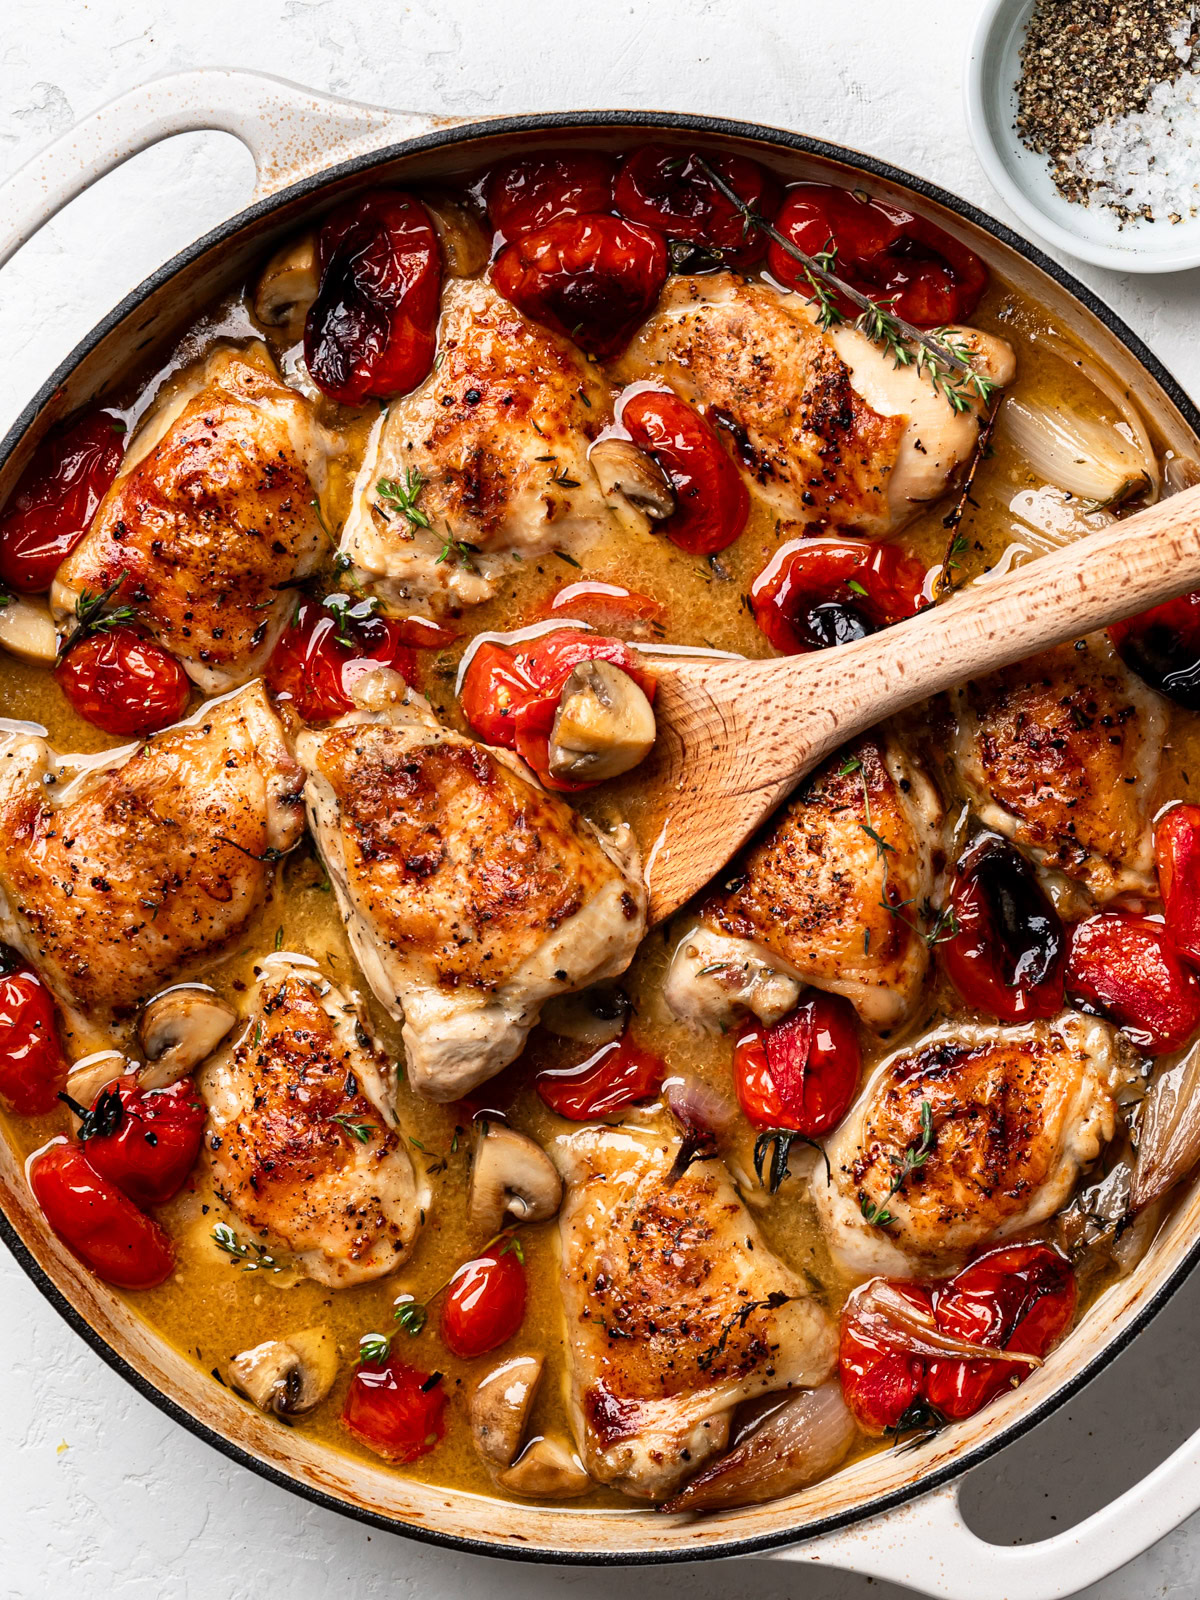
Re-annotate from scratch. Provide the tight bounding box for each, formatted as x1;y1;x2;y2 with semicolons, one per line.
3;3;1200;1596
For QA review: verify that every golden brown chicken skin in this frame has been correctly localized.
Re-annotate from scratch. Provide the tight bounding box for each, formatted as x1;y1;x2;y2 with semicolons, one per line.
52;344;328;693
200;956;426;1287
950;634;1165;901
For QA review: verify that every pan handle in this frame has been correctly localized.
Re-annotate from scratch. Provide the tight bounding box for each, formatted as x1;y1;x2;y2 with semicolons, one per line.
0;67;463;272
769;1425;1200;1599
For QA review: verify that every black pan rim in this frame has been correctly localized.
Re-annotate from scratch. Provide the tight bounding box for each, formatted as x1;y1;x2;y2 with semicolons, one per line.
2;105;1199;1568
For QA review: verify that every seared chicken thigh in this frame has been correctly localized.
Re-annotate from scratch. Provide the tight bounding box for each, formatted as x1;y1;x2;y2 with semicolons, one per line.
200;955;425;1287
665;735;943;1033
298;673;646;1102
0;683;303;1032
611;274;1014;538
52;343;330;693
814;1013;1121;1280
340;279;646;612
554;1124;836;1500
950;634;1164;901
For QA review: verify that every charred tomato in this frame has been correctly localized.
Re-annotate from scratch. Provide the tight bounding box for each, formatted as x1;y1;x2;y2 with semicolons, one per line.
342;1358;446;1464
265;597;418;722
620;388;749;556
613;146;780;267
29;1141;176;1290
484;151;616;242
1066;913;1200;1054
536;1034;665;1120
440;1240;527;1359
731;992;861;1137
1110;591;1200;709
543;580;664;637
55;625;191;738
1157;805;1200;966
0;410;126;594
72;1075;206;1208
0;954;67;1117
750;536;929;654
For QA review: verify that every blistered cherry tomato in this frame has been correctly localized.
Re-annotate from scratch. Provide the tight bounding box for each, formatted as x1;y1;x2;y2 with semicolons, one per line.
305;189;442;406
839;1279;928;1434
440;1243;527;1359
1157;806;1200;966
621;388;749;556
75;1075;205;1208
0;411;125;593
940;832;1065;1022
1110;591;1200;709
492;214;667;360
536;1034;665;1119
29;1142;175;1289
484;151;616;242
54;625;190;737
613;146;780;266
544;580;664;636
750;537;929;654
265;598;418;722
0;955;67;1117
342;1357;446;1464
768;183;987;327
731;993;861;1138
1066;913;1200;1054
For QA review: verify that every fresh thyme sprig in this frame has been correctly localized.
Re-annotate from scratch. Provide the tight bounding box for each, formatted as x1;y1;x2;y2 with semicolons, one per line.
377;1229;524;1347
376;469;432;532
859;1100;936;1227
57;575;137;659
58;1086;124;1142
332;1113;375;1144
753;1129;831;1194
212;1221;283;1273
436;537;479;572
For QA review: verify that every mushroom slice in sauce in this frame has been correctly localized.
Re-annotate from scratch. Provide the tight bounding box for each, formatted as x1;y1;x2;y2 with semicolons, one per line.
225;1326;337;1417
547;658;657;784
496;1435;592;1499
468;1122;563;1235
138;985;237;1089
469;1354;544;1469
588;437;676;520
252;233;318;344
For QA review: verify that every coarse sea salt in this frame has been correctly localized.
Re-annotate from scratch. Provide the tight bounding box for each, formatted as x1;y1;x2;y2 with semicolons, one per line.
1067;67;1200;225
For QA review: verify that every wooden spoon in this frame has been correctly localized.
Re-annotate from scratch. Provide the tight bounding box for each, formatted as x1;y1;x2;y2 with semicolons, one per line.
638;481;1200;924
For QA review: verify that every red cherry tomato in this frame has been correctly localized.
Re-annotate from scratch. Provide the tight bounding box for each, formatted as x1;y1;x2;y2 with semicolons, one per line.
1157;806;1200;966
613;146;781;266
305;189;442;406
940;832;1066;1022
342;1357;447;1464
1065;913;1200;1054
440;1243;527;1359
265;598;418;722
536;1034;665;1119
54;625;191;737
768;183;987;328
750;537;930;654
544;581;664;637
491;214;668;360
1110;591;1200;709
839;1279;928;1434
0;955;67;1117
484;151;616;242
0;411;125;593
731;992;861;1138
29;1141;176;1289
621;388;749;556
75;1075;205;1208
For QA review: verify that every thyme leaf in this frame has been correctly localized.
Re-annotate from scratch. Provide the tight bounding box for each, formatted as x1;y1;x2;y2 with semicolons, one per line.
332;1113;374;1144
376;469;432;531
859;1100;936;1227
212;1222;282;1273
58;575;137;659
58;1086;123;1142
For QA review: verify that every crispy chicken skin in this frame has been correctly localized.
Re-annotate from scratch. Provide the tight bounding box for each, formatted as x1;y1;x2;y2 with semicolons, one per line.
341;279;644;611
665;734;943;1033
950;634;1165;902
814;1013;1121;1280
553;1124;836;1501
611;274;1014;538
298;673;646;1102
200;955;426;1287
52;343;329;694
0;683;304;1031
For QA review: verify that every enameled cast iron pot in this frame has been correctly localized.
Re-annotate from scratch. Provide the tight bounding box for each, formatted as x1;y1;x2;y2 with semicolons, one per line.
3;70;1200;1600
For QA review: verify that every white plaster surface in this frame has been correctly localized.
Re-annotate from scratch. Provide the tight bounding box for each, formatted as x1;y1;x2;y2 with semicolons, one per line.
3;3;1200;1595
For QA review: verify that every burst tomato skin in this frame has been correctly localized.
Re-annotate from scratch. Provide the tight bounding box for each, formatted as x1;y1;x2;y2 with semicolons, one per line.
342;1358;447;1464
54;626;191;737
485;151;616;242
839;1279;928;1433
29;1142;176;1289
265;598;418;722
940;832;1066;1022
1065;913;1200;1055
440;1246;527;1359
750;536;929;654
79;1076;206;1207
613;146;780;265
0;411;125;594
536;1035;665;1119
0;956;67;1117
491;214;668;360
621;389;749;556
544;581;664;636
731;993;861;1138
768;183;987;327
1110;591;1200;709
1156;806;1200;965
305;189;442;406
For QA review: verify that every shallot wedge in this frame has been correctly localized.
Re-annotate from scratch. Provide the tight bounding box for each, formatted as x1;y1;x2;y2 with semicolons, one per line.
1132;1042;1200;1209
852;1280;1044;1367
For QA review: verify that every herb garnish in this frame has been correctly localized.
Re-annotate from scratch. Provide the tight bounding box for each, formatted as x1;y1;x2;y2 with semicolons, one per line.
696;1290;795;1372
376;469;432;531
436;538;479;572
212;1221;282;1273
753;1128;831;1194
332;1113;375;1144
57;575;136;659
58;1086;123;1142
859;1100;936;1226
357;1332;392;1364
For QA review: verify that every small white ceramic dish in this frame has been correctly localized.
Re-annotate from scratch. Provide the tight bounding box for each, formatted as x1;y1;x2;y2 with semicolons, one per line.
965;0;1200;274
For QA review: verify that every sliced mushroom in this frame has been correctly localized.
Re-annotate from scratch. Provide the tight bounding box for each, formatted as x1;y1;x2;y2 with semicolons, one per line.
225;1326;336;1417
468;1122;563;1234
540;984;630;1047
0;596;57;666
252;233;319;344
469;1354;544;1468
589;437;675;520
62;1051;127;1128
420;189;490;279
547;658;656;784
138;985;237;1089
496;1435;592;1498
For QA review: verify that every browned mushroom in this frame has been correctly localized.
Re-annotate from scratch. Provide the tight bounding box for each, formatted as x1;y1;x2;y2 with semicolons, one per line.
496;1435;592;1498
547;658;656;784
589;437;676;520
420;189;490;278
252;233;319;344
468;1354;544;1468
138;985;237;1089
540;984;630;1047
62;1052;128;1129
225;1327;337;1417
0;597;57;666
468;1122;562;1234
